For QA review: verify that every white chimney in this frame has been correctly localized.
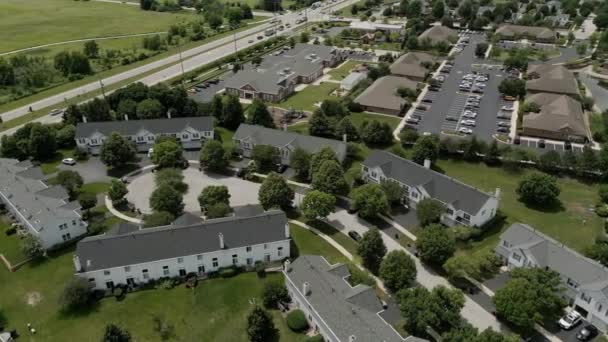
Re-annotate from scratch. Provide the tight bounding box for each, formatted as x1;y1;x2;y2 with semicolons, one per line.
283;123;287;131
302;281;310;296
349;335;356;342
495;187;501;198
423;159;431;169
219;232;225;249
82;115;87;123
73;255;82;272
167;110;172;119
124;114;129;121
285;223;290;238
284;259;291;272
343;133;347;143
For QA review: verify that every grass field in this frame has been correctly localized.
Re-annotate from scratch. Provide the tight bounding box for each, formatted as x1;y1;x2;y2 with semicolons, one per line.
0;0;195;53
277;82;340;112
0;223;349;341
328;60;362;80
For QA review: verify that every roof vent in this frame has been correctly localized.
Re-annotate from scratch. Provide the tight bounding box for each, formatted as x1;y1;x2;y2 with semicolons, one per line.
349;336;356;342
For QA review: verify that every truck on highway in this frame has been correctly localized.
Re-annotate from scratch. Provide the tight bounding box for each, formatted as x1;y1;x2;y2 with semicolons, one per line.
265;28;275;36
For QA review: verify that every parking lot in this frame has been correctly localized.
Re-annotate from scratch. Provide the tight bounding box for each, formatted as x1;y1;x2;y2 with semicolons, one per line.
189;78;226;103
408;33;514;141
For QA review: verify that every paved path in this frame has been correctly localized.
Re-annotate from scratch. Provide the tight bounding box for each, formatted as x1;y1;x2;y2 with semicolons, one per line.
105;195;143;224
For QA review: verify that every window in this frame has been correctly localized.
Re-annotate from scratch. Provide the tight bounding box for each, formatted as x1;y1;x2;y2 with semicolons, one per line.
148;136;154;141
192;133;200;139
232;254;238;265
197;254;203;261
566;278;579;289
198;265;205;274
512;253;521;262
598;304;603;313
91;138;99;145
59;223;68;230
105;281;114;289
264;254;271;262
88;278;96;286
72;220;77;225
581;293;592;304
363;166;369;172
61;233;71;241
137;136;144;142
246;246;252;252
177;257;184;264
163;266;169;276
124;266;131;272
247;258;253;265
371;171;377;178
179;269;187;277
463;213;471;220
142;269;149;279
204;131;211;137
502;240;510;248
78;138;86;144
278;247;283;257
446;208;454;215
411;192;418;199
212;258;219;268
127;277;135;286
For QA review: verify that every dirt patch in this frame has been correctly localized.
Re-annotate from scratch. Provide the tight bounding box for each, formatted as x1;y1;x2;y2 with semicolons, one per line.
269;106;309;128
26;292;42;306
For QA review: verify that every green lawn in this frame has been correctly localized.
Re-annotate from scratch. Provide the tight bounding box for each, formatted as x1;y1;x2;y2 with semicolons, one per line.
290;223;350;264
40;149;76;175
216;127;236;149
0;218;27;264
436;159;603;253
590;112;604;138
350;112;401;131
277;82;339;112
328;60;362;80
81;182;111;196
0;0;195;53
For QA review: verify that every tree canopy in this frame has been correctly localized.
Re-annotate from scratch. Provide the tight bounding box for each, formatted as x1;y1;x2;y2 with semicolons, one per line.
100;132;137;168
379;250;417;293
258;172;294;210
416;224;456;266
351;183;389;219
357;229;387;274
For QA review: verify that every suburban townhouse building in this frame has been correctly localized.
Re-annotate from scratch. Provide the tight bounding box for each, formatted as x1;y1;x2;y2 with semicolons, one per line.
495;24;558;43
496;223;608;332
0;158;87;249
232;124;348;166
73;210;290;291
74;116;214;155
224;43;344;102
362;150;499;227
283;255;429;342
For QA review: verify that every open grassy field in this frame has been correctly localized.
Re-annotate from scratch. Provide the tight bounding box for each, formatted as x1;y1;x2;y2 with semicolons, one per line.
0;0;195;53
328;60;362;80
277;82;340;112
0;222;347;341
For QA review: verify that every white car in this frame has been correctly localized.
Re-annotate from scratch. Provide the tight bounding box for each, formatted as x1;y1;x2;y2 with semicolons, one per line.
501;105;514;111
558;311;582;330
475;82;487;87
462;75;475;80
49;108;64;116
461;119;476;126
458;127;473;134
462;113;477;119
148;148;154;158
62;158;76;166
463;110;478;116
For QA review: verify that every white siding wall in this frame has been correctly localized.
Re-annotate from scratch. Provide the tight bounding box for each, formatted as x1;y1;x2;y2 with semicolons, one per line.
78;239;290;290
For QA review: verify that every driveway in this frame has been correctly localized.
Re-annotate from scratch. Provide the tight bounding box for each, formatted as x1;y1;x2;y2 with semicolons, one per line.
126;167;303;214
324;209;505;332
58;157;112;183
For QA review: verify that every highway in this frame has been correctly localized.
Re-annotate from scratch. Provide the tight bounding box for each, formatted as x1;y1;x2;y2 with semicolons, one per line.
0;0;356;124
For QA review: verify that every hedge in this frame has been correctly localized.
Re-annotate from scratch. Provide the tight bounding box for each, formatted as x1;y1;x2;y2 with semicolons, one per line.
286;309;309;332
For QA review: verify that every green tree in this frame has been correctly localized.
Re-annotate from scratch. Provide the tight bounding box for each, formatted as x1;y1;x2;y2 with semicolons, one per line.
360;120;393;146
28;123;57;160
416;224;455;266
251;145;279;172
151;139;183;168
412;135;439;165
475;42;489;57
200;140;229;172
262;282;290;309
55;124;76;148
484;140;500;165
290;148;311;180
503;50;528;71
308;111;334;138
56;170;84;200
222;94;245;130
399;127;419;146
379;250;417;292
83;40;99;58
59;277;91;310
206;203;232;218
78;192;97;217
336;117;360;142
398;285;465;335
299;31;310;43
150;185;184;216
117;99;137;120
311;160;349;196
143;211;175;228
498;78;526;98
108;179;128;205
102;323;132;342
258;172;294;210
381;180;405;205
198;185;230;212
20;234;44;258
100;133;137;168
351;183;389;218
537;150;561;173
309;147;339;177
357;229;387;274
416;198;445;227
432;0;445;18
136;98;165;119
154;168;187;193
516;173;560;206
246;306;276;342
493;268;566;331
600;184;608;204
301;190;336;220
247;98;275;128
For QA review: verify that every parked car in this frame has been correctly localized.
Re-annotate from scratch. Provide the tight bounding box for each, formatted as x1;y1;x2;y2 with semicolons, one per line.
257;35;264;40
496;127;509;133
497;121;510;127
497;113;510;119
49;108;64;116
558;311;582;330
461;119;476;126
458;127;473;134
501;105;514;111
416;105;428;111
576;324;598;341
471;88;484;94
463;110;477;116
446;116;458;121
348;230;361;241
421;98;433;103
429;87;440;92
61;158;76;166
406;118;420;124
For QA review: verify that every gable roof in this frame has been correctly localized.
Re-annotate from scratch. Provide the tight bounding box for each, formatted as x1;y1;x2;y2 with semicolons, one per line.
285;255;425;342
418;25;457;44
362;150;494;215
390;52;439;79
495;24;557;40
76;210;288;272
499;223;608;300
354;76;419;111
0;158;81;233
75;117;214;138
526;64;579;96
233;124;348;161
523;93;588;138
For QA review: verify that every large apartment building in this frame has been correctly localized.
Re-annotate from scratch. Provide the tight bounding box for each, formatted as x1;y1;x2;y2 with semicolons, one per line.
74;210;290;291
0;159;87;249
362;150;499;227
283;255;428;342
75;117;214;155
496;223;608;332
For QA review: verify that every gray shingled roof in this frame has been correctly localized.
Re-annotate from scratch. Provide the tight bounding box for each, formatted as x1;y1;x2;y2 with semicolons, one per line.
233;124;348;162
76;210;288;272
355;76;419;111
0;158;81;233
285;255;424;342
390;52;439;79
498;223;608;300
526;64;579;96
495;24;557;40
523;93;588;138
75;117;214;138
362;150;494;215
418;25;457;44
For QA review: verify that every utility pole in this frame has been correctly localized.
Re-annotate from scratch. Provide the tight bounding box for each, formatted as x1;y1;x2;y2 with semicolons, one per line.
97;76;106;99
177;43;186;88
